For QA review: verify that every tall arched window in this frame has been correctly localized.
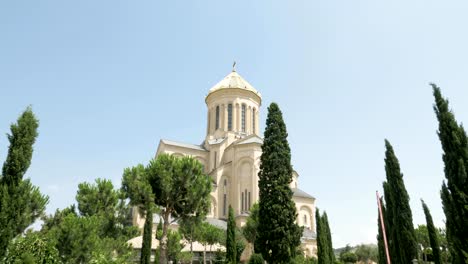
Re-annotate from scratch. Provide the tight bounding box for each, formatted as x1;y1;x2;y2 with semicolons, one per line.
215;106;220;130
241;104;246;132
227;104;233;131
223;179;227;216
252;108;256;133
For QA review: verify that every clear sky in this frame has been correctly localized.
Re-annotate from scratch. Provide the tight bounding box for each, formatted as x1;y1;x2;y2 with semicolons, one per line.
2;0;468;247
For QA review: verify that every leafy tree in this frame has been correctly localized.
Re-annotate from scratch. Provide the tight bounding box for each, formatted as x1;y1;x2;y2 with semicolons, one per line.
4;231;60;264
242;203;259;252
382;140;417;263
257;102;302;264
340;251;357;264
0;107;48;259
421;200;442;264
354;244;378;263
146;154;212;264
432;84;468;263
179;216;203;255
414;225;430;250
121;164;154;264
226;205;237;263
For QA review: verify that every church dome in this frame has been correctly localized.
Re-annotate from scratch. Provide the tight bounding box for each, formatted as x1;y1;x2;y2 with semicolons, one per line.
207;70;262;98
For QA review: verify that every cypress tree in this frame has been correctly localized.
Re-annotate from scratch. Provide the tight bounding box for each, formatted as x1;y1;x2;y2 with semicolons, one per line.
322;212;335;263
226;205;237;264
0;107;48;259
377;197;387;264
421;199;441;264
316;209;330;264
382;140;417;263
432;84;468;263
141;207;152;264
257;103;302;264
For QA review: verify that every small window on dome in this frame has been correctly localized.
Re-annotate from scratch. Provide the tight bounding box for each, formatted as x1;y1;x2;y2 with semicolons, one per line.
215;106;220;130
227;104;233;131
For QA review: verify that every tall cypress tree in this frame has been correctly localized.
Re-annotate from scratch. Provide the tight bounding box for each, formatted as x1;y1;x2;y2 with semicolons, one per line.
140;207;152;264
382;140;417;264
322;212;335;263
432;84;468;263
226;205;237;264
377;197;387;264
0;107;48;259
315;209;329;264
421;199;441;264
257;103;302;264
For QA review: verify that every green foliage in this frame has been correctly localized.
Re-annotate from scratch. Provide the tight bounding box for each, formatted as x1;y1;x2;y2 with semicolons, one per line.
421;200;442;264
226;205;237;264
257;102;302;264
340;251;357;264
235;228;246;264
0;108;48;259
166;230;185;263
354;244;378;263
4;231;60;264
248;253;264;264
141;210;153;264
243;203;259;252
322;212;335;263
316;209;335;264
121;164;154;264
432;84;468;263
41;179;136;264
146;154;212;264
382;140;417;263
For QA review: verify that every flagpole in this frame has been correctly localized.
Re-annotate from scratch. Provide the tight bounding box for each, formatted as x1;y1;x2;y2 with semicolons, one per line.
376;191;391;264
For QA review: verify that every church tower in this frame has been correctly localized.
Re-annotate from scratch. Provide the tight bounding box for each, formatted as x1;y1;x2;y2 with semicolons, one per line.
205;68;262;143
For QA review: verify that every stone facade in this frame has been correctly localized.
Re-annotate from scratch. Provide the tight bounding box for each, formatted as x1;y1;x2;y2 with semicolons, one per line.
132;69;317;258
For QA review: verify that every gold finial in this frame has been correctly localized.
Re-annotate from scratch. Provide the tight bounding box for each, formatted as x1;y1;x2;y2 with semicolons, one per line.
232;61;236;72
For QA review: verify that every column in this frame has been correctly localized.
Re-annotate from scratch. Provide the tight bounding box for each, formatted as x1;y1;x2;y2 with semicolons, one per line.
255;110;259;135
206;109;210;135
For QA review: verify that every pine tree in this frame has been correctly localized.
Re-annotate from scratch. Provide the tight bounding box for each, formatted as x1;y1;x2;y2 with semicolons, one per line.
382;140;417;264
322;212;335;263
257;103;302;264
421;200;441;264
0;107;48;259
226;205;237;264
377;197;387;264
432;84;468;263
316;209;330;264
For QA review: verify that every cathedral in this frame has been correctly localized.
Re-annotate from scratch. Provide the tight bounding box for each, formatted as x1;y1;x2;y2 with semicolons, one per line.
130;67;317;259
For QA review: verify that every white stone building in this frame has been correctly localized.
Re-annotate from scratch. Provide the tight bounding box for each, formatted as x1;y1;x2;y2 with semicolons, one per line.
131;68;317;258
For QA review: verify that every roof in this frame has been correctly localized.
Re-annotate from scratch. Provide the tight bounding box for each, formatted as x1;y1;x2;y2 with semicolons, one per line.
206;218;227;230
127;236;225;252
160;139;207;152
208;70;261;97
292;188;315;199
234;135;263;145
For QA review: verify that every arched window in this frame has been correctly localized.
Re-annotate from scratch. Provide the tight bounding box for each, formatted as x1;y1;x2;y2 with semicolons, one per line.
252;108;256;133
241;104;246;132
215;106;220;130
223;179;227;216
227;104;233;131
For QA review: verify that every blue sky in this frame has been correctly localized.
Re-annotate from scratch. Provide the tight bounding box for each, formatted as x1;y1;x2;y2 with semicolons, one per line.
2;1;468;247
